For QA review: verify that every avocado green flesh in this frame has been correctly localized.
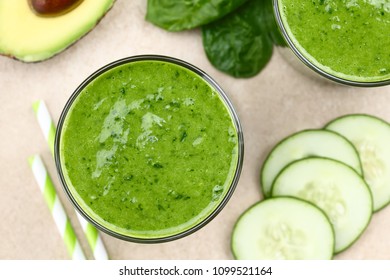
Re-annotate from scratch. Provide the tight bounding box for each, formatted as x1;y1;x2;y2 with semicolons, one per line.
60;60;239;238
0;0;114;62
279;0;390;82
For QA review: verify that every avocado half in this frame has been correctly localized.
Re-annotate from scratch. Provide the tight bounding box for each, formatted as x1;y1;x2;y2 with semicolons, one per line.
0;0;115;62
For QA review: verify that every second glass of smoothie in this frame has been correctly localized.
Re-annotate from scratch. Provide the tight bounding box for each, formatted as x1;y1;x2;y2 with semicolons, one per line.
274;0;390;87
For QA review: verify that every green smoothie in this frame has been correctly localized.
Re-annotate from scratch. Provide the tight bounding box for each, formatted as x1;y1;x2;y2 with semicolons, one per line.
276;0;390;83
57;57;241;241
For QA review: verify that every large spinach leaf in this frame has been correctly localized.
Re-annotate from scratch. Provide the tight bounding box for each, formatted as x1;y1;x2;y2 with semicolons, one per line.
146;0;249;31
202;0;286;78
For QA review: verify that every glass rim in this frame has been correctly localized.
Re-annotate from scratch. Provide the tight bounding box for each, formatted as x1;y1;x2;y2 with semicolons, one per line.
273;0;390;88
54;54;244;243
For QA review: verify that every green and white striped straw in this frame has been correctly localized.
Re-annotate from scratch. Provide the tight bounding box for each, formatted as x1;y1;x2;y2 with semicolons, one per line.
28;155;85;260
33;100;109;260
32;101;56;156
77;213;109;260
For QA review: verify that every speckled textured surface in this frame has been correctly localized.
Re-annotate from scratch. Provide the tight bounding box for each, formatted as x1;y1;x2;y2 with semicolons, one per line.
0;0;389;260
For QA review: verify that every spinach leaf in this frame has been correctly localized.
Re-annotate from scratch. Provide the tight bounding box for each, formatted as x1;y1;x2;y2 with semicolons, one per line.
202;0;286;78
263;0;287;47
146;0;249;32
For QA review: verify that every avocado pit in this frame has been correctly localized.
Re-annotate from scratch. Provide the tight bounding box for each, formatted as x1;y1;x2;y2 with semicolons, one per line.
29;0;83;16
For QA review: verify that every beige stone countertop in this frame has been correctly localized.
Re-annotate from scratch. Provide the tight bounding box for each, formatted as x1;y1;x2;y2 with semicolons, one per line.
1;0;389;260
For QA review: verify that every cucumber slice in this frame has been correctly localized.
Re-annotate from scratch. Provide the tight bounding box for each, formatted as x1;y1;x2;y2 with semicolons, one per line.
260;129;363;198
271;157;372;253
325;114;390;211
231;197;334;260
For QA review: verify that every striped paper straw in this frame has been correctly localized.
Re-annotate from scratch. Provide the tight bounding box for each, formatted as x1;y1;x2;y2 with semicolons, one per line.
33;100;109;260
32;101;56;156
77;212;109;260
28;155;85;260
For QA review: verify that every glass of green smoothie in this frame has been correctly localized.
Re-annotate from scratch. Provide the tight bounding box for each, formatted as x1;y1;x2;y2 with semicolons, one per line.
273;0;390;86
55;55;244;243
